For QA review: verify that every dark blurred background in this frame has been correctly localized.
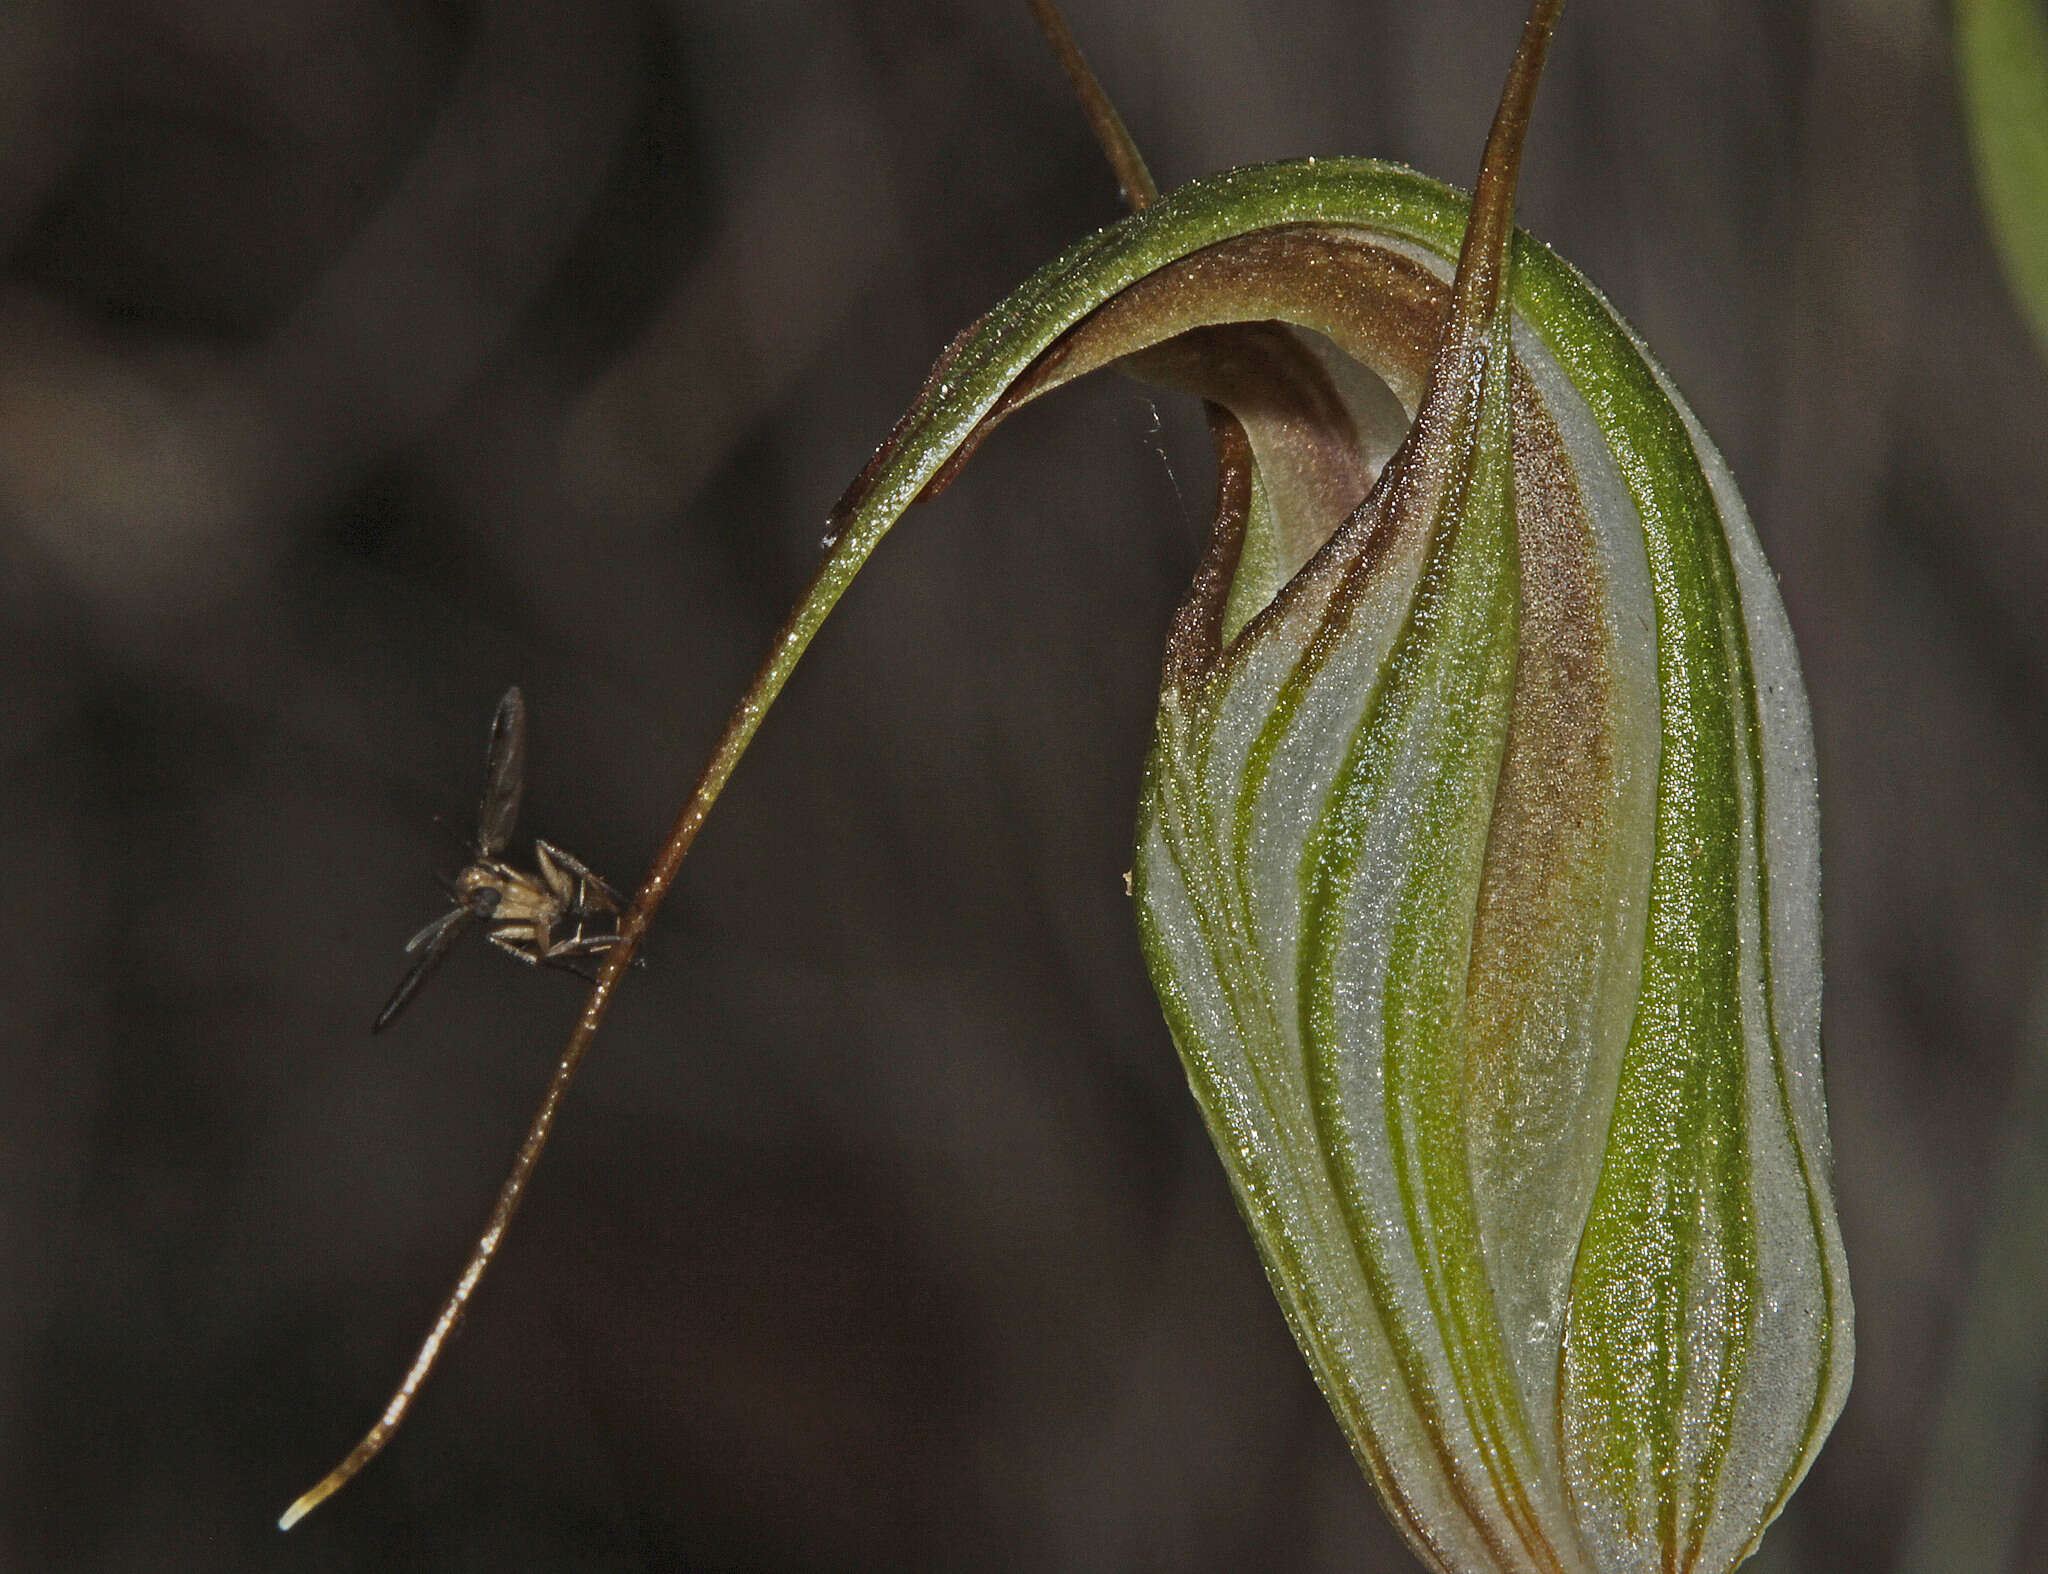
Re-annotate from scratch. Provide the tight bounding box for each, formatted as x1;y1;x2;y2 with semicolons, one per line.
0;0;2041;1569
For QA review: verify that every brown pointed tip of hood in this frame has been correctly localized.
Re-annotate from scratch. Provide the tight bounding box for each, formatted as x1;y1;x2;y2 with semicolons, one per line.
1444;0;1563;361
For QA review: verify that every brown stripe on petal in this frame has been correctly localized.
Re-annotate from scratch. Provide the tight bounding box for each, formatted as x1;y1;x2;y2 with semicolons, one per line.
1460;361;1625;1385
1464;368;1613;1089
1024;227;1447;411
1159;403;1255;691
919;228;1449;504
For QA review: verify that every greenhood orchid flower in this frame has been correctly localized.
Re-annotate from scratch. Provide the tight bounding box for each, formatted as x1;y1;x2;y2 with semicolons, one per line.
285;5;1850;1564
1126;7;1851;1571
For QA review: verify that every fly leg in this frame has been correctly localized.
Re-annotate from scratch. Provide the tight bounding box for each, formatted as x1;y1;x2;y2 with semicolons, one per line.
484;923;546;966
534;839;624;917
532;840;625;957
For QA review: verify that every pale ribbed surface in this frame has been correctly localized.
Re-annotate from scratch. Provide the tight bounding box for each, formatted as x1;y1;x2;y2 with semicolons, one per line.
1131;217;1850;1572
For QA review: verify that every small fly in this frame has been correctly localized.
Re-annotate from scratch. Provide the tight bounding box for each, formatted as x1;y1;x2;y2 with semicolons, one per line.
373;687;625;1032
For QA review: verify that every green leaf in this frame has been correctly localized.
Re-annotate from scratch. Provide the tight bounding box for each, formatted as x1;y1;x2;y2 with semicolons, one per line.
1957;0;2048;355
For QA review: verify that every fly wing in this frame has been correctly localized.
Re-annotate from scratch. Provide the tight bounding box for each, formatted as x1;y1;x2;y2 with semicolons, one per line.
475;687;526;857
372;907;476;1033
